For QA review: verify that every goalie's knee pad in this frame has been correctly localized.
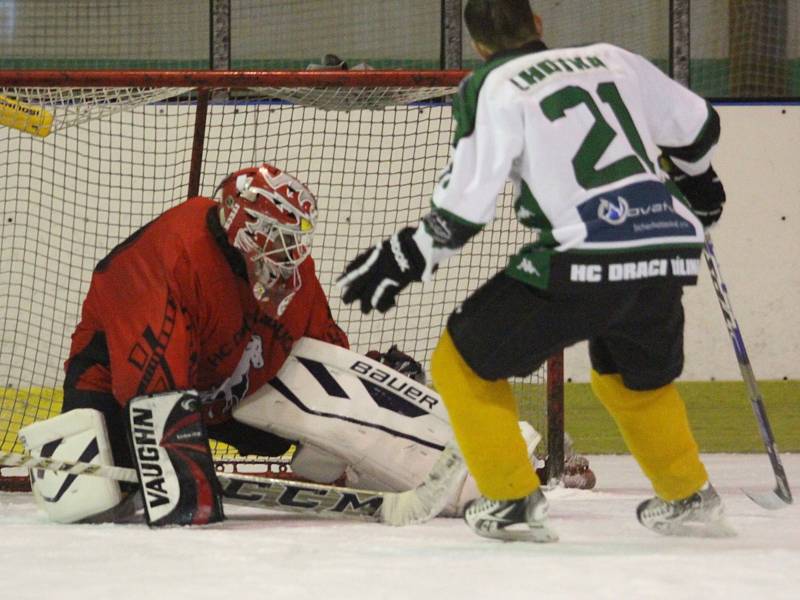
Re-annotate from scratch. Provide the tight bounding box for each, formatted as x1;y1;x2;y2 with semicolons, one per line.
20;409;124;524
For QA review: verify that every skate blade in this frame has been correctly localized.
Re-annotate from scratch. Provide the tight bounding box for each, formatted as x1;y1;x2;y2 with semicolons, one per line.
475;524;560;543
651;518;737;538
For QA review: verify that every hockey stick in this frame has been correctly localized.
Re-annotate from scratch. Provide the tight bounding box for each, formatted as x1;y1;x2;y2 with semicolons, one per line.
703;232;793;509
0;448;462;524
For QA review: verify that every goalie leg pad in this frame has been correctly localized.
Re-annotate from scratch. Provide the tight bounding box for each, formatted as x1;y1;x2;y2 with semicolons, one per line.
19;408;123;523
234;338;456;493
290;443;348;484
127;391;224;527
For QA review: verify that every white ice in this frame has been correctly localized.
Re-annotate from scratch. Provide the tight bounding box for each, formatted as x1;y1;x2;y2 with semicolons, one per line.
2;454;799;600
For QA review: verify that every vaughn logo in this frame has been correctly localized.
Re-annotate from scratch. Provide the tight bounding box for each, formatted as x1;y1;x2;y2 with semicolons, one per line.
130;407;172;510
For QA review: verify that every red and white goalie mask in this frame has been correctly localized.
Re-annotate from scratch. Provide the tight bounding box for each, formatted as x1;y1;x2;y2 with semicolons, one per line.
216;163;317;316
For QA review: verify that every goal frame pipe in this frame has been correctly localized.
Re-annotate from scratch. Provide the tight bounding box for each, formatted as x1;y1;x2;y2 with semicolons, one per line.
188;88;210;199
0;70;468;88
545;351;565;483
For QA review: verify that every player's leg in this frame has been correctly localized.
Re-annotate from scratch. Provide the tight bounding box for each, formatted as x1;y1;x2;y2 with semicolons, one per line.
589;283;733;536
433;272;582;542
431;330;556;542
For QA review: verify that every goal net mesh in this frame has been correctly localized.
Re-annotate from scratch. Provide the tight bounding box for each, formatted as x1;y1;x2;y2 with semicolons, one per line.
0;78;553;475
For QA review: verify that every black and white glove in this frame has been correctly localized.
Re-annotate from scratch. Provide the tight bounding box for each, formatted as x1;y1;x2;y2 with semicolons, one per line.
366;345;426;383
672;165;726;227
338;227;426;314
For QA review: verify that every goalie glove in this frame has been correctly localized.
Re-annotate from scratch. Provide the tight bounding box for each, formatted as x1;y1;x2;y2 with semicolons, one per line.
338;227;426;314
365;345;426;384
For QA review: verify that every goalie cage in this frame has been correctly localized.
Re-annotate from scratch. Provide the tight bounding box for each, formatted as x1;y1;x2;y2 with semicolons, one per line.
0;69;565;492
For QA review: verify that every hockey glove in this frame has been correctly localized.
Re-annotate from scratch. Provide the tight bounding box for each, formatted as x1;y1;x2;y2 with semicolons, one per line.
338;227;426;314
366;345;426;383
672;165;726;227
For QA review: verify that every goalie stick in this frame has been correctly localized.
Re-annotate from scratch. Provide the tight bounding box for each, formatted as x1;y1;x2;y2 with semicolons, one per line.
703;232;793;509
0;449;460;524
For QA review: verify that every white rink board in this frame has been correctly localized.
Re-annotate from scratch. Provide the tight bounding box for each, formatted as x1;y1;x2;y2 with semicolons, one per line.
2;453;799;600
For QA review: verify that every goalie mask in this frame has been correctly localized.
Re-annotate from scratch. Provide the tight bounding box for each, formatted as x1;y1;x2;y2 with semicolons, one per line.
216;163;317;316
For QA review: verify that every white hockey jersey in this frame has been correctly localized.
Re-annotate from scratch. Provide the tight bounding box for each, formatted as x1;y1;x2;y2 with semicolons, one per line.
414;41;720;290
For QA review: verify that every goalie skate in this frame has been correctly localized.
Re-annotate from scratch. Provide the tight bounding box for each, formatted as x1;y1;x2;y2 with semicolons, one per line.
464;488;558;543
637;483;736;538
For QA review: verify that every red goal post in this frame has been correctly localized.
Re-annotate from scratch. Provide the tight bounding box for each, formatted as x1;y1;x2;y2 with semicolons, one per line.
0;69;565;490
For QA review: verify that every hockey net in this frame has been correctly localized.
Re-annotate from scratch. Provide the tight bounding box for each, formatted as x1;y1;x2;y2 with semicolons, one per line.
0;70;563;490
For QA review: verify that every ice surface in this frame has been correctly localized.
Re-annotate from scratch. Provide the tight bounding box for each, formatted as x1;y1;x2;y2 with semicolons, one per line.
2;454;799;600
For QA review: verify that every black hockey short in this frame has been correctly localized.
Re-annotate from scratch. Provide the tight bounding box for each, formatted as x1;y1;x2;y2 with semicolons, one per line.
447;272;686;390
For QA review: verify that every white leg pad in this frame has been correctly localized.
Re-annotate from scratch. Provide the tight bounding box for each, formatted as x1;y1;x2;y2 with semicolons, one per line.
234;338;453;493
290;443;348;484
234;338;544;516
19;409;122;523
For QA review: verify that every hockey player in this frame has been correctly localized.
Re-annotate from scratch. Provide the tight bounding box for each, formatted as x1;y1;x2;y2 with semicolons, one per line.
338;0;731;542
23;163;348;526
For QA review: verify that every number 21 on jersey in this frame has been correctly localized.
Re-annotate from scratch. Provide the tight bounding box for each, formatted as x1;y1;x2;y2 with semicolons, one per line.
541;82;655;191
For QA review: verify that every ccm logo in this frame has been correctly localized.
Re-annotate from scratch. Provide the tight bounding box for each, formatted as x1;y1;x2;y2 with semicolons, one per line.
350;361;438;409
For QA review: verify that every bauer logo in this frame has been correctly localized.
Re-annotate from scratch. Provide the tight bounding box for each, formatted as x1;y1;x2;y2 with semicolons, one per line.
350;361;438;410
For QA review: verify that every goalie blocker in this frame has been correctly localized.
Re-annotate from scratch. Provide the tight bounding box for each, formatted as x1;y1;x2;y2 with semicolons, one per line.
128;391;224;526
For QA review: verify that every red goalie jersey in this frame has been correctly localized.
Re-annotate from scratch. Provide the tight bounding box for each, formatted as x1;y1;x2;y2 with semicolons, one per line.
64;193;348;425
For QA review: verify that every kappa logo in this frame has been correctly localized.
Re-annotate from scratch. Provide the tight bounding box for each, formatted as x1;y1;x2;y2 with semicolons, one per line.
516;205;534;220
517;258;541;276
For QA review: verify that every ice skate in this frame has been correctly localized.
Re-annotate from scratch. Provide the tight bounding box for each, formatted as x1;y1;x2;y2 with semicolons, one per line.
464;488;558;542
637;482;736;538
